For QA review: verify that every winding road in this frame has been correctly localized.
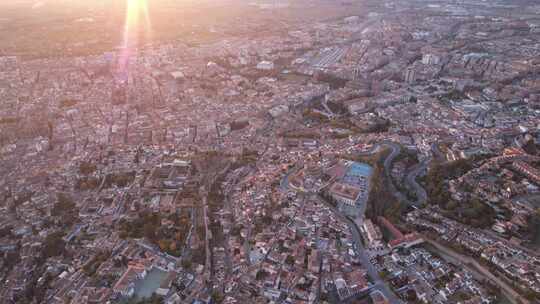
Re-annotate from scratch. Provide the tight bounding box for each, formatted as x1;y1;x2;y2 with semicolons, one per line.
375;141;422;208
279;139;437;303
280;141;409;303
404;158;429;206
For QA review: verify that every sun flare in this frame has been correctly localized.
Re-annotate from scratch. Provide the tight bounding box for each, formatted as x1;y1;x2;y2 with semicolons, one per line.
117;0;152;78
123;0;152;48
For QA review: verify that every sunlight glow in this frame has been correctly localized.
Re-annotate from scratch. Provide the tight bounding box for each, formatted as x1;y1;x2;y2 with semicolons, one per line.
118;0;152;78
123;0;152;47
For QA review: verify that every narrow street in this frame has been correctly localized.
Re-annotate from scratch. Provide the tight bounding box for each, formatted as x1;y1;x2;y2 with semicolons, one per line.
312;194;404;304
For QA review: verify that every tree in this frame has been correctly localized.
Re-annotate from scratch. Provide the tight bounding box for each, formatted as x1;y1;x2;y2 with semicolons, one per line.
181;258;192;270
0;225;12;238
256;269;269;280
52;192;76;216
43;231;65;258
168;241;177;253
445;201;458;210
119;230;128;239
524;290;538;301
158;239;169;251
79;161;97;175
285;255;295;265
211;291;224;304
128;294;164;304
144;222;157;241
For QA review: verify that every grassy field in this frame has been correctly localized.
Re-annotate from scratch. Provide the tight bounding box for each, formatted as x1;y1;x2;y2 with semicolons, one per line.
0;0;372;59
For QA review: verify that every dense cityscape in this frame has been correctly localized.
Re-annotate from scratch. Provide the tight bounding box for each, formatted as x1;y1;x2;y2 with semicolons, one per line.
0;0;540;303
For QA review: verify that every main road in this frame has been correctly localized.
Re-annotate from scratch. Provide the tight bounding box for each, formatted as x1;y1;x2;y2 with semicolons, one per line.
376;141;418;208
404;158;429;206
280;140;435;303
311;194;404;304
381;141;431;208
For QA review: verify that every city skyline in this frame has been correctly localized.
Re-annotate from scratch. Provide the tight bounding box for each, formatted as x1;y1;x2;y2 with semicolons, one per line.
0;0;539;304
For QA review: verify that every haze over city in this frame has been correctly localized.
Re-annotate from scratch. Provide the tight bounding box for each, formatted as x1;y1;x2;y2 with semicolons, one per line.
0;0;540;304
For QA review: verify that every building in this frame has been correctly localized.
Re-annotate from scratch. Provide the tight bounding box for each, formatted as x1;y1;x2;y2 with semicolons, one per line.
257;61;275;70
328;184;358;207
269;104;289;118
345;98;371;114
170;71;185;80
422;53;441;65
378;217;424;250
72;287;112;304
113;263;148;297
362;219;383;247
404;67;416;84
512;161;540;185
328;162;372;217
388;233;424;250
370;290;389;304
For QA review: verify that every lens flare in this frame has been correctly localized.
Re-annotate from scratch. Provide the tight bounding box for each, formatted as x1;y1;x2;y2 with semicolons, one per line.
118;0;152;79
124;0;152;45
